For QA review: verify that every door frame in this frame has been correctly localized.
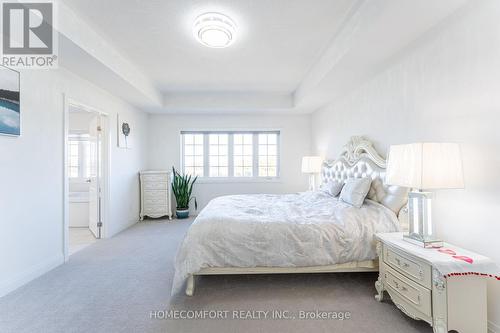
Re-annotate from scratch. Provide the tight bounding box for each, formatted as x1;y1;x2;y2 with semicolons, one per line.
63;95;111;262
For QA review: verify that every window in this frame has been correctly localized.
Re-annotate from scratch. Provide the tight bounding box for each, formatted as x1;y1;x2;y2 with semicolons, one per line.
181;131;280;179
68;134;91;179
233;133;253;177
183;133;204;177
209;134;228;177
68;140;80;178
258;133;278;177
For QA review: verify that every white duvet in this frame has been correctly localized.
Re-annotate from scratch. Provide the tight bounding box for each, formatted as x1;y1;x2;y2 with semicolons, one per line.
172;191;400;294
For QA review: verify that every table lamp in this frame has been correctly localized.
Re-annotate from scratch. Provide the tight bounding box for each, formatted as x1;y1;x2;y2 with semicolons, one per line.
386;143;464;247
302;156;323;191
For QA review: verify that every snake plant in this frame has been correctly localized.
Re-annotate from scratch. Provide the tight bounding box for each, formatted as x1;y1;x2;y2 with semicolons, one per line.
171;167;198;210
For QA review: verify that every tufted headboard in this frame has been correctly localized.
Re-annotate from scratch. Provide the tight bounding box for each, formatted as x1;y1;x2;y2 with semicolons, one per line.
321;136;409;217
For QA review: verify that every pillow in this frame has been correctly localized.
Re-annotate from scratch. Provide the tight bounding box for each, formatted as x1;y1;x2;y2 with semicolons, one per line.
320;180;344;197
379;186;409;214
339;177;372;208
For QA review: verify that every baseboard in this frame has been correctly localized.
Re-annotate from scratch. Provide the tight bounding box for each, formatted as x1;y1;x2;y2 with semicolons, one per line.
0;254;64;298
489;320;500;333
106;219;138;238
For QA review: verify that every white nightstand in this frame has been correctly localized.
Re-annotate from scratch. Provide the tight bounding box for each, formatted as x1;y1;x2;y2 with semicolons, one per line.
375;232;489;333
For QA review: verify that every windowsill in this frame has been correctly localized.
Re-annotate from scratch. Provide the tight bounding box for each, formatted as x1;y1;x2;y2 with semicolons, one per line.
196;177;282;184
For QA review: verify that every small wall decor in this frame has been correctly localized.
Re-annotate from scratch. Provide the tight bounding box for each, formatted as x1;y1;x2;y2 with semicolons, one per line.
117;114;132;148
0;66;20;136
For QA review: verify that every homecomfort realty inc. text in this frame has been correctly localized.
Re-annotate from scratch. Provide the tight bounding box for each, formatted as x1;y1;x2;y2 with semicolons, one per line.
150;309;352;321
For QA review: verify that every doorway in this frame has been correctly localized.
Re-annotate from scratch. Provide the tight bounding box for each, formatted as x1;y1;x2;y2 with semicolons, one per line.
63;98;109;259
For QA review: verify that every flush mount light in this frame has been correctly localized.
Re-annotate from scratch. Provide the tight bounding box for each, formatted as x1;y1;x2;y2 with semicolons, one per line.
193;12;237;48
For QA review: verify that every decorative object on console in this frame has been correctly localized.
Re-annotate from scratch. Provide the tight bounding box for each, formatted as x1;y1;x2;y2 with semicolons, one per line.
139;170;172;220
301;156;323;191
0;65;20;136
171;167;198;219
386;143;464;248
117;114;132;148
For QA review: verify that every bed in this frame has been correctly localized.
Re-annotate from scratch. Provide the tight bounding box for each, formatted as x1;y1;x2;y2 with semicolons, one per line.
172;136;409;296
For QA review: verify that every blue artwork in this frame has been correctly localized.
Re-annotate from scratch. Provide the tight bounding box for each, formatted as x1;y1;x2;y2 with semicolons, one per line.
0;66;20;136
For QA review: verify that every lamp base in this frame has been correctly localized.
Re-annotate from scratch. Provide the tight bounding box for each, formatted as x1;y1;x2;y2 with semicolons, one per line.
403;234;443;248
406;191;442;248
308;174;316;191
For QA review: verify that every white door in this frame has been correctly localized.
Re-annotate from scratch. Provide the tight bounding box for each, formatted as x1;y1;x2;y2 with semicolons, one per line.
88;114;102;238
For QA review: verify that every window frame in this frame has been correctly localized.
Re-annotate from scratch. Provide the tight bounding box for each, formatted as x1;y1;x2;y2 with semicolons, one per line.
180;130;281;183
182;132;205;178
208;133;229;177
233;133;254;178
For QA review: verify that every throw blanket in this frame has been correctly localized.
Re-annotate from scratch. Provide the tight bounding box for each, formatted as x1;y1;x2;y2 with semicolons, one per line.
172;191;401;294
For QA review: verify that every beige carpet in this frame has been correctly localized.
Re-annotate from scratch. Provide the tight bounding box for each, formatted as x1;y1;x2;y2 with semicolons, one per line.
0;219;432;333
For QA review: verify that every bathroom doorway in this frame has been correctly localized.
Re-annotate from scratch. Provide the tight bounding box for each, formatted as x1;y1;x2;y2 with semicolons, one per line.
63;98;109;258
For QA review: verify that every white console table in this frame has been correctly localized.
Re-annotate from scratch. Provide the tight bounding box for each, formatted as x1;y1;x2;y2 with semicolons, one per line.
375;232;490;333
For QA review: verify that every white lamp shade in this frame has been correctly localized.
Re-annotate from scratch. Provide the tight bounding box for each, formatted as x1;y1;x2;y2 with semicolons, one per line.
301;156;323;174
386;143;464;190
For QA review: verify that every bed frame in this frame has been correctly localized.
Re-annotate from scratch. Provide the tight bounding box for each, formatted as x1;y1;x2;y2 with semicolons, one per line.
185;136;408;296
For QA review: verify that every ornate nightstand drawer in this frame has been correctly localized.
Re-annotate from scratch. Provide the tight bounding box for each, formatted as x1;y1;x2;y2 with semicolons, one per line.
143;204;168;214
384;264;432;319
144;190;167;201
141;174;169;182
144;196;167;206
143;181;168;190
384;245;432;288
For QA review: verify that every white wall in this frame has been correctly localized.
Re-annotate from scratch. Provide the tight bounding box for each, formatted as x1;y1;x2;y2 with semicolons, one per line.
147;114;311;211
311;1;500;327
0;67;148;297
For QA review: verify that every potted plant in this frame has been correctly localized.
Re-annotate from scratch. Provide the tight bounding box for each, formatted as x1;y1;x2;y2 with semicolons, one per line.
171;167;198;219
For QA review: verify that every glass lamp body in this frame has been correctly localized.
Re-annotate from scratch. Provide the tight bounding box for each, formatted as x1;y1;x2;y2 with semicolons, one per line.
404;191;443;248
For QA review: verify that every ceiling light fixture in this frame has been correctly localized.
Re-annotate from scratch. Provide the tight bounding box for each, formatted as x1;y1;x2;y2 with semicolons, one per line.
193;12;237;48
